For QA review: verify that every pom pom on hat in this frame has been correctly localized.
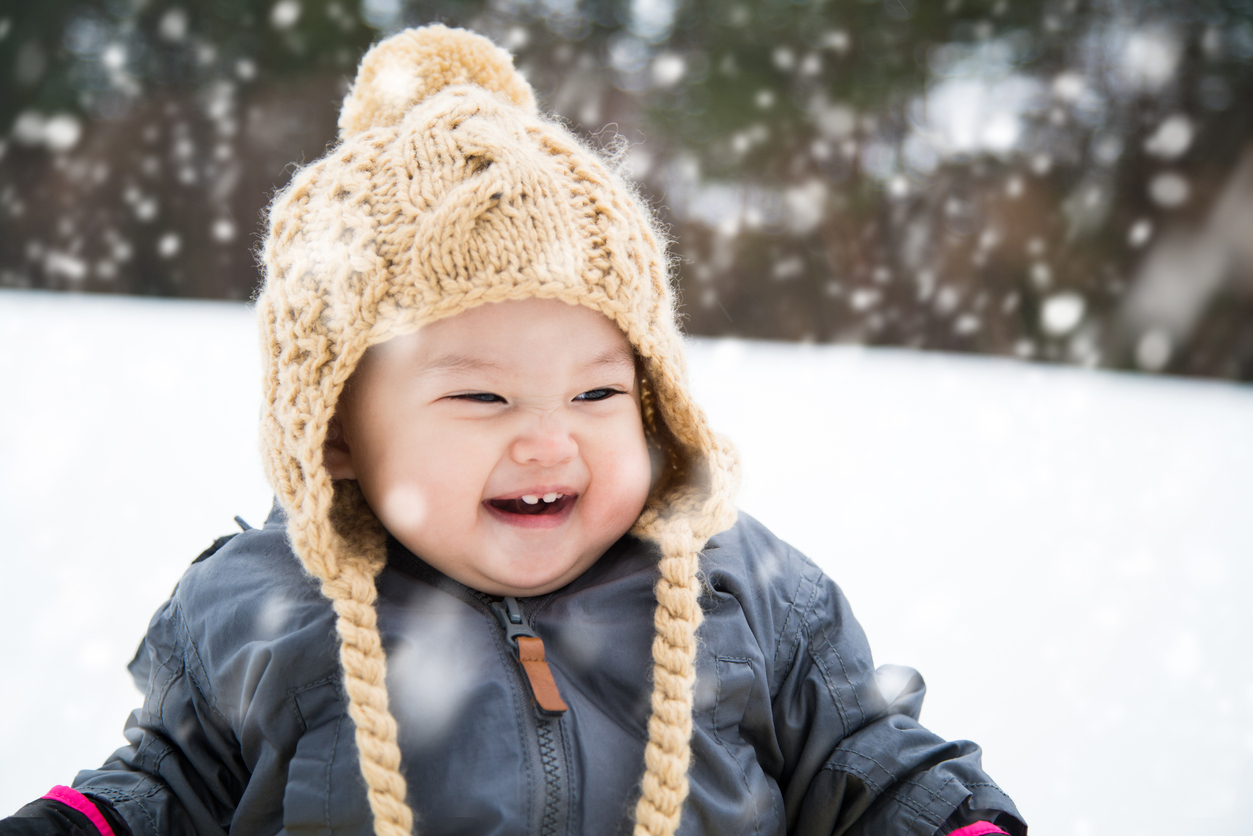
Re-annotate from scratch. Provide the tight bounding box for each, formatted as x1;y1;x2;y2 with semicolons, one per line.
339;24;537;138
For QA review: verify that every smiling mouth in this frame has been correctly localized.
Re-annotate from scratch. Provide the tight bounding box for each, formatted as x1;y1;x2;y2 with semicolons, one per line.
487;493;577;516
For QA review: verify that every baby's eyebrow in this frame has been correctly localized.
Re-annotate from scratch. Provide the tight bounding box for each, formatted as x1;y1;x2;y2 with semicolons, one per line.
581;347;637;374
416;353;507;375
416;347;634;376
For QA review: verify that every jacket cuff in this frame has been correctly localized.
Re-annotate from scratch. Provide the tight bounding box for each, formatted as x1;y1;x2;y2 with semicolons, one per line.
42;786;118;836
948;823;1009;836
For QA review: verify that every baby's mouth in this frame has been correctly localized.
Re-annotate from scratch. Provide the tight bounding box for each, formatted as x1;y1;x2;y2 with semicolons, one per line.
487;492;576;516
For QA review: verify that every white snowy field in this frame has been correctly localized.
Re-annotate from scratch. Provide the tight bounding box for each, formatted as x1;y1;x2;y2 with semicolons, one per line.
2;288;1251;834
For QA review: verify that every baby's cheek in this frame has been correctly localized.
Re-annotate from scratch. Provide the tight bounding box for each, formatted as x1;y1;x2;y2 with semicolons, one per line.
596;434;652;519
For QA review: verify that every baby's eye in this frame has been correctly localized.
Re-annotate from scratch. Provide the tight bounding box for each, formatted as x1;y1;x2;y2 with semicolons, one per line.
575;388;623;402
453;392;506;403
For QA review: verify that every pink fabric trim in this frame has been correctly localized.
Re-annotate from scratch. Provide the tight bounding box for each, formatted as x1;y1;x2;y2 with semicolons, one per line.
949;823;1007;836
43;786;116;836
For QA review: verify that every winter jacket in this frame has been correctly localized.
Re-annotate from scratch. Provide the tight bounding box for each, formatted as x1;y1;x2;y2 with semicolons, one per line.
3;505;1025;836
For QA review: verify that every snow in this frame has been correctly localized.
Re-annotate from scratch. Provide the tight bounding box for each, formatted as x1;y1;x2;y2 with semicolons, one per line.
157;9;188;43
269;0;302;31
11;112;83;153
1041;291;1086;336
1144;114;1194;161
1128;218;1153;247
1116;26;1182;92
3;289;1253;833
650;53;685;88
1149;171;1191;208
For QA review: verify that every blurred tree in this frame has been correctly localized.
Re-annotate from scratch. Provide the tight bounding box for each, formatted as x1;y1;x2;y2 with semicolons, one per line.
1;0;1251;378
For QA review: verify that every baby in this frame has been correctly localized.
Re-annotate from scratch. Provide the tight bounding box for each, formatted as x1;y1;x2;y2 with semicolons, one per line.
2;26;1026;836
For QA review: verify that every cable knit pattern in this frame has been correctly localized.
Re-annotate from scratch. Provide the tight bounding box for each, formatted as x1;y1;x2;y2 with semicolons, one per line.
256;25;739;836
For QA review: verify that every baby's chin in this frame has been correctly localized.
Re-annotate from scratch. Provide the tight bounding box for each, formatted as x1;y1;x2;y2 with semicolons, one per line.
465;546;601;598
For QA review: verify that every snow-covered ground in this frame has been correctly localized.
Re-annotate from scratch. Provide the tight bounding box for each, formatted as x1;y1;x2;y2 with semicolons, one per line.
2;288;1251;833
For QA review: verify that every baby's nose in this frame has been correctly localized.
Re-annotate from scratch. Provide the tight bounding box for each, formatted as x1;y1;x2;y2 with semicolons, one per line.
510;413;577;466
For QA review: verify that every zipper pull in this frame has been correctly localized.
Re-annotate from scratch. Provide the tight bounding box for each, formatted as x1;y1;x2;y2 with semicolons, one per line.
490;596;568;716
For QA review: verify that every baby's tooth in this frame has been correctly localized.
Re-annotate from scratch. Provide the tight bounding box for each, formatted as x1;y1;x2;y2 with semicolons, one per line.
521;495;540;505
542;492;559;503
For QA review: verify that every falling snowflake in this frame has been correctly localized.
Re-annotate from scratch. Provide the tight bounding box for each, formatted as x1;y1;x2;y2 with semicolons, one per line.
157;233;181;258
1041;292;1085;336
1127;219;1153;247
270;0;301;30
1149;172;1190;207
1144;115;1194;160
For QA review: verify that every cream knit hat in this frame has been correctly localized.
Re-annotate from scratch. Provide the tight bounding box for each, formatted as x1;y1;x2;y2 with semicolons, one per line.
256;24;738;836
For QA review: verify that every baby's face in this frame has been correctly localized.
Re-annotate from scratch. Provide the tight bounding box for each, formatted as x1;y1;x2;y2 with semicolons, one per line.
327;298;653;596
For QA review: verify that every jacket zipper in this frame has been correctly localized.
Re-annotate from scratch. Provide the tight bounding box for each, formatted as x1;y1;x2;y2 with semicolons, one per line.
384;544;572;835
490;596;569;714
488;595;571;836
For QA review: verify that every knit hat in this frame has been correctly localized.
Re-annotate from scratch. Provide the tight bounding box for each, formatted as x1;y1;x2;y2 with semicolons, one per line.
256;24;738;836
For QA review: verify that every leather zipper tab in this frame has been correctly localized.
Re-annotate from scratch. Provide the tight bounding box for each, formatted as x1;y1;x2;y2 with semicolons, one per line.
517;636;569;715
490;596;568;716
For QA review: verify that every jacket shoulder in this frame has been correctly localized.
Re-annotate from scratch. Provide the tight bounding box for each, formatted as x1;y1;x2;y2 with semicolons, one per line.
150;519;341;710
175;523;325;624
703;511;827;604
700;512;857;686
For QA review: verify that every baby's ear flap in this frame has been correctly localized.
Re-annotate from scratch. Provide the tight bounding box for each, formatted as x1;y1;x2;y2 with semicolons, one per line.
323;417;357;480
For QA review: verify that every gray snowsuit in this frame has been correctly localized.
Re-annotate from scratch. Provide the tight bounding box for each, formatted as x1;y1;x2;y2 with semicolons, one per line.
7;505;1025;836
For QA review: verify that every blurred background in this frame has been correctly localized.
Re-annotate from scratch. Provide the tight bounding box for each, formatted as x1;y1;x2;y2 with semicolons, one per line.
3;1;1253;835
3;0;1253;378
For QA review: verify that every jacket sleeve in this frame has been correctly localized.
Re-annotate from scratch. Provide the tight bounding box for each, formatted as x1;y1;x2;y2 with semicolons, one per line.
771;559;1026;836
1;789;130;836
67;595;247;836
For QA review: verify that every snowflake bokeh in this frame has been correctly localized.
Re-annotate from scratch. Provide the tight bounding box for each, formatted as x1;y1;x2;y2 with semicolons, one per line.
2;0;1251;378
